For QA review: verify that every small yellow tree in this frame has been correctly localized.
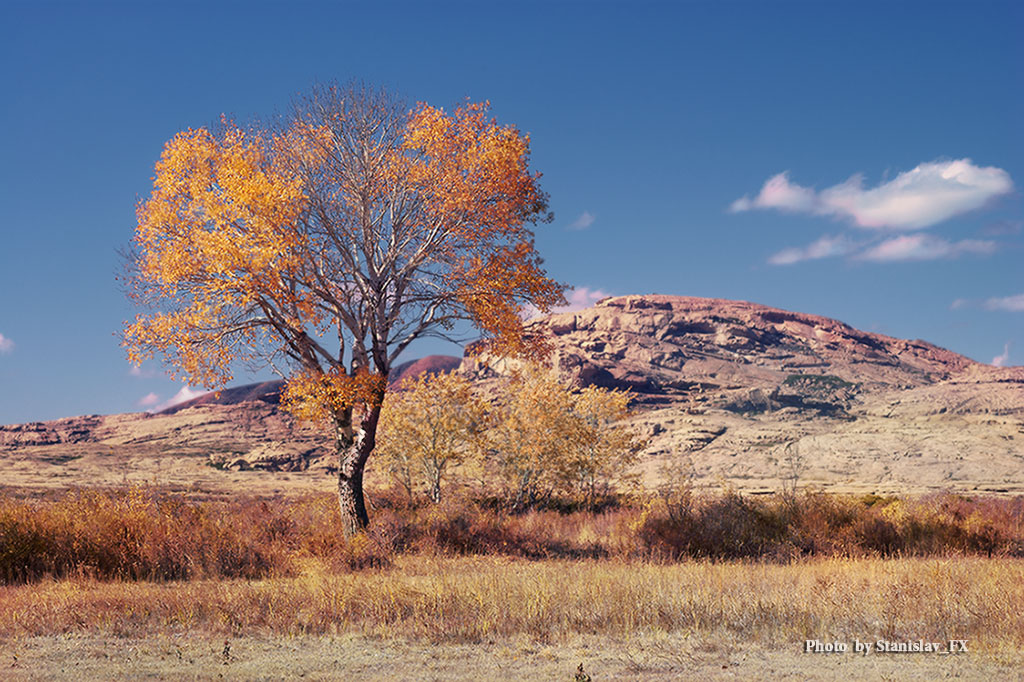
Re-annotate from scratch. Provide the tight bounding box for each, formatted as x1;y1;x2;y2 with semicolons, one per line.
377;372;488;503
485;363;576;509
485;363;644;509
564;386;644;507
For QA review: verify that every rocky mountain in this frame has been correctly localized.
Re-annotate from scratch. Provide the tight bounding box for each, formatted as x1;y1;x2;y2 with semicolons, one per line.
486;295;1022;494
529;295;969;389
2;296;1022;497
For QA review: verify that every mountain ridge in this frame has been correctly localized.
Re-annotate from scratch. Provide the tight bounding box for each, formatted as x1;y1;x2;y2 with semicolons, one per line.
2;295;1021;497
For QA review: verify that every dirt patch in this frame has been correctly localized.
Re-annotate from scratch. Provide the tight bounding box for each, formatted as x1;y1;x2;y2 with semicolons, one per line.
3;633;1020;681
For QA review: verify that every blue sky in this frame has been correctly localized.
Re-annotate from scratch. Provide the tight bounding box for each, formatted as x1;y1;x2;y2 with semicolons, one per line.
1;1;1021;423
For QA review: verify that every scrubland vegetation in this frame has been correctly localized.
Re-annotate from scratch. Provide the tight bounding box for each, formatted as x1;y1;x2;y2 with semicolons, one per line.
2;372;1021;674
2;485;1022;679
1;486;1022;585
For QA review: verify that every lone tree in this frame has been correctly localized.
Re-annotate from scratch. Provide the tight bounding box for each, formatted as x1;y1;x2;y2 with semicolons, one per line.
123;84;565;536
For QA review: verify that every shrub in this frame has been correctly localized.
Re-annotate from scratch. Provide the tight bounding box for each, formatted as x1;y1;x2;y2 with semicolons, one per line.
1;486;1020;584
483;363;644;510
376;372;489;503
0;487;292;582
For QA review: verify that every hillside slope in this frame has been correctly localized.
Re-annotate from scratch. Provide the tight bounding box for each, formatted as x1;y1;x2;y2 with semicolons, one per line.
469;295;1023;494
2;296;1022;496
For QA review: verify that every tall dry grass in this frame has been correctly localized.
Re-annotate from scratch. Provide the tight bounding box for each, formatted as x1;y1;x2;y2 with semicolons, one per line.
0;486;1021;584
1;555;1021;650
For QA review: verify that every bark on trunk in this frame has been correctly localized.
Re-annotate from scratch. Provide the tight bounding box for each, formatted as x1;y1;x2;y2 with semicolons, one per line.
337;465;369;537
335;396;384;538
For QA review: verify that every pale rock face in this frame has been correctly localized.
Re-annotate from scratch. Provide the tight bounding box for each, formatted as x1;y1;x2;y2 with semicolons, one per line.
463;295;1024;495
3;295;1022;496
506;295;974;398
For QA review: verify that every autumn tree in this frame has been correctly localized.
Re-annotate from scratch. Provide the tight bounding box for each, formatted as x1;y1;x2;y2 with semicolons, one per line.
123;83;565;536
376;371;488;503
561;386;644;507
485;363;576;509
484;363;644;510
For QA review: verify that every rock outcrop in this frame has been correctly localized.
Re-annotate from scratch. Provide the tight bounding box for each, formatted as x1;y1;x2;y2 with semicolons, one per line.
2;296;1022;496
463;295;1023;495
475;294;975;397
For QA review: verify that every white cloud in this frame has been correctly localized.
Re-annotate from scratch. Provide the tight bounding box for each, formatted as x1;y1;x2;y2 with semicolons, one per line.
150;385;210;412
0;333;13;354
731;172;817;214
992;342;1011;367
523;286;611;320
557;286;611;313
568;211;596;230
768;234;857;266
984;293;1024;312
732;159;1013;230
950;298;971;310
137;392;161;408
857;234;995;262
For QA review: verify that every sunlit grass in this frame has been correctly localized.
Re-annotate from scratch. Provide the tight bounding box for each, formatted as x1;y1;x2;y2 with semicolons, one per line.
2;487;1021;658
1;555;1021;651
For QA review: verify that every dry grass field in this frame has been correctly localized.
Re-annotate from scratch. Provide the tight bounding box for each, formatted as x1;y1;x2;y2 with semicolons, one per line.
2;556;1023;680
1;487;1022;679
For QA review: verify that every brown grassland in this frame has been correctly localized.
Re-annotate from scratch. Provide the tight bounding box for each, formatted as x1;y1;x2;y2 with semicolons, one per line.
1;487;1022;680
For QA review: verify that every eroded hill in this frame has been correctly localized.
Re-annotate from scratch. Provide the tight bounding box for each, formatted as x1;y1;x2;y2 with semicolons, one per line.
2;296;1022;496
489;296;1023;494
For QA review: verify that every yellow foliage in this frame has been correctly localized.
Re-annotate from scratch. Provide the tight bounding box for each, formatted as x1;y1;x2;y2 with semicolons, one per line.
485;363;644;508
124;123;313;388
377;372;488;503
123;85;565;430
281;368;386;425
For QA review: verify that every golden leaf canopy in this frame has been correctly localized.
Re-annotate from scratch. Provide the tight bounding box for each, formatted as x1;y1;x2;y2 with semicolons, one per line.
125;94;564;421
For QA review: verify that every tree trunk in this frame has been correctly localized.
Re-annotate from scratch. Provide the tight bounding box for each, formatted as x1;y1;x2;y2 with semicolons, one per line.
337;463;369;537
335;396;384;538
429;474;441;504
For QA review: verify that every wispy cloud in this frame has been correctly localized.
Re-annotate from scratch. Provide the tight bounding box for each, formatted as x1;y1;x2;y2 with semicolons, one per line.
857;234;996;262
523;286;611;320
984;293;1024;312
768;234;858;266
137;392;161;408
732;159;1013;230
568;211;596;230
0;333;13;354
769;232;995;266
150;385;210;413
992;342;1011;367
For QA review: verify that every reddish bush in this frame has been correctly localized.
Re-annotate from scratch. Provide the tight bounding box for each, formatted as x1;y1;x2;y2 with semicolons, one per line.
1;486;1020;583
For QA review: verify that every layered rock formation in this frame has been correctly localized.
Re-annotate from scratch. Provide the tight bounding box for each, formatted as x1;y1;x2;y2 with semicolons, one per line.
470;295;974;397
465;295;1023;494
2;296;1022;496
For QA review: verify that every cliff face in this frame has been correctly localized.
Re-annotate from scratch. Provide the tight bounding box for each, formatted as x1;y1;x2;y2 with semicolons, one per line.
3;296;1023;496
517;294;974;396
465;295;1024;495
